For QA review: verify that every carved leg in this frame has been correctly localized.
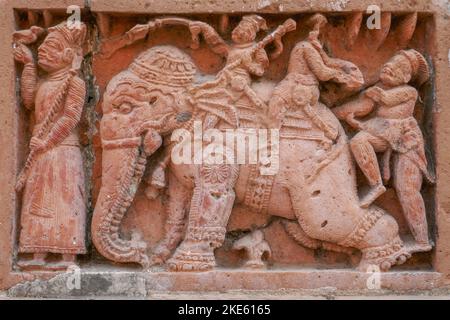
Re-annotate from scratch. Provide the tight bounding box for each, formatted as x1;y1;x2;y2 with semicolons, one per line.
150;172;191;266
17;253;47;270
339;207;411;272
45;254;78;271
393;154;431;253
167;164;238;271
350;131;388;208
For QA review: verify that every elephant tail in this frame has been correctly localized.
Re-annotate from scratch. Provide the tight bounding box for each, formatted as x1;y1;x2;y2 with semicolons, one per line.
282;220;355;255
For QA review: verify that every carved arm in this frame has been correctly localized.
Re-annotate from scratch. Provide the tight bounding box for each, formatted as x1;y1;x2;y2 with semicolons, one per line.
255;18;296;59
42;77;86;149
333;93;375;130
303;44;344;83
100;17;229;58
14;43;37;110
20;63;38;110
188;21;229;56
99;21;160;58
366;85;418;107
243;48;269;77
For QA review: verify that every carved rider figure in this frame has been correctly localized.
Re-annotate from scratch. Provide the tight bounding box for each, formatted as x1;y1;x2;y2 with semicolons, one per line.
146;15;295;189
13;22;88;270
267;14;363;140
149;16;272;187
192;14;270;75
334;49;433;253
186;15;296;129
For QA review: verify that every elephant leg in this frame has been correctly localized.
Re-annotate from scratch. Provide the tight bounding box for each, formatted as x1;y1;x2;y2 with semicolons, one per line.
167;164;239;271
150;172;191;266
339;207;411;272
286;155;410;271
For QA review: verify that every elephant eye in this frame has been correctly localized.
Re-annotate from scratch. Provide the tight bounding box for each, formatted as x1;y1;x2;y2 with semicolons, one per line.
118;103;132;114
149;96;158;105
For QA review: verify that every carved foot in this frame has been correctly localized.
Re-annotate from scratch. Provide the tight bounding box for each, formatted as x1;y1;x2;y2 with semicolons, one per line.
17;253;47;271
166;241;216;272
150;223;186;266
378;249;411;271
167;258;215;272
407;242;433;254
149;241;174;266
46;254;78;271
45;262;78;271
358;237;411;271
243;259;266;269
360;184;386;208
17;254;79;271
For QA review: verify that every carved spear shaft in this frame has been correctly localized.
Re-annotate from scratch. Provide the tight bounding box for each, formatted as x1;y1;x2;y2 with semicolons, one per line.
254;18;296;59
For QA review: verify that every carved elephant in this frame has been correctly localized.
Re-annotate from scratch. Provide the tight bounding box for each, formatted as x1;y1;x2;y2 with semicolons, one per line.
92;45;412;272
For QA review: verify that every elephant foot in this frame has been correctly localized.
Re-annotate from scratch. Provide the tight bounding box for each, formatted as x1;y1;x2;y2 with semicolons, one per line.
167;258;215;272
166;240;216;272
136;253;150;269
358;236;411;272
150;223;186;266
150;241;175;266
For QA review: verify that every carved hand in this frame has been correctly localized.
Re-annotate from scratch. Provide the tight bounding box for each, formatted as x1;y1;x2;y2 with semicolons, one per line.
13;26;45;45
365;86;385;102
13;43;34;65
282;18;297;33
345;113;362;130
126;24;151;43
188;21;205;49
189;21;204;34
334;71;355;85
29;136;46;153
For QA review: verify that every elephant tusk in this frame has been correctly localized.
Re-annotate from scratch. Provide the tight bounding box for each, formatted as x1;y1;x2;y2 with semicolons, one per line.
134;113;174;135
102;137;142;150
133;121;163;136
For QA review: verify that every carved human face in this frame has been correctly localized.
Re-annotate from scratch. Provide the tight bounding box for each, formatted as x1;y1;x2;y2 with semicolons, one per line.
379;54;412;87
38;33;73;72
231;21;256;44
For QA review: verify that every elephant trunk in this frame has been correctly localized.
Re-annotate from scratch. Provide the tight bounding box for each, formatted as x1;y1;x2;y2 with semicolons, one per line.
92;137;149;267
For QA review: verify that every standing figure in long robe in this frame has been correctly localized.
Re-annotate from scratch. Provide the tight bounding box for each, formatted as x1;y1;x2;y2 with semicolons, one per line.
13;22;88;270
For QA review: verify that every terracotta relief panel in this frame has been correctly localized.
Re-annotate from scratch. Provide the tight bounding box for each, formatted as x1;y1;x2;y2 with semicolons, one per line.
90;11;435;272
1;0;450;295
